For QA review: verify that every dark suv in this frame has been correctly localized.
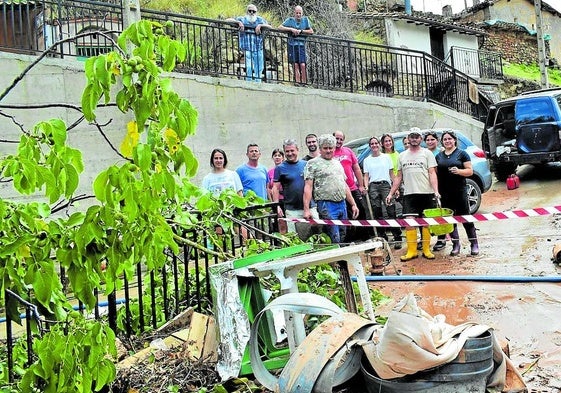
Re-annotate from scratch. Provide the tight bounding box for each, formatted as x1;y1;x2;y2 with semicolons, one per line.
482;88;561;181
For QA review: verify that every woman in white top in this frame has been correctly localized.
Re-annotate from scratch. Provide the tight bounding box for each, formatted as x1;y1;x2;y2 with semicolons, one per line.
202;148;243;196
362;136;402;249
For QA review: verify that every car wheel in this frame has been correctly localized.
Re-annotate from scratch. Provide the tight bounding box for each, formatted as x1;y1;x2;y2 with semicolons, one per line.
495;162;517;181
466;179;482;214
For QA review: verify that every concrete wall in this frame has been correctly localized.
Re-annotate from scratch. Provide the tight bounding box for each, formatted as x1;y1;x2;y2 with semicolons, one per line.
0;51;483;200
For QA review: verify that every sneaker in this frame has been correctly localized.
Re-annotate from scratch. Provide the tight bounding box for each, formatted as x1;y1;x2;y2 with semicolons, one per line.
393;241;403;250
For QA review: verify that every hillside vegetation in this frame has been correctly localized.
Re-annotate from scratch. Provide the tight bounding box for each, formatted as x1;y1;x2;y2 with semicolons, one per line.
503;62;561;87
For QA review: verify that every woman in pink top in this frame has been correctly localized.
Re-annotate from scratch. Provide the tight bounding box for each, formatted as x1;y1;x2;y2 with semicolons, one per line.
268;148;286;232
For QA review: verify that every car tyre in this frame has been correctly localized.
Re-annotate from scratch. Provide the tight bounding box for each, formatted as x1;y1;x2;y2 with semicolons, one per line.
466;178;481;214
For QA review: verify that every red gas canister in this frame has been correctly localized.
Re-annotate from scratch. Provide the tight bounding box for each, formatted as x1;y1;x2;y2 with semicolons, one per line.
506;174;520;190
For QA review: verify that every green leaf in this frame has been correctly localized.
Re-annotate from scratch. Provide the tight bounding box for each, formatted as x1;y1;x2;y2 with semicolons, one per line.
46;119;68;146
66;212;85;227
83;56;96;80
175;41;187;62
134;97;152;130
93;170;109;201
33;265;57;310
81;83;97;122
135;144;152;171
93;56;109;87
94;359;116;391
116;89;128;112
63;163;80;197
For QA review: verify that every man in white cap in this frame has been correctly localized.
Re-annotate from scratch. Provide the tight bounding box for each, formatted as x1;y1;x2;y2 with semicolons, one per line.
386;127;440;260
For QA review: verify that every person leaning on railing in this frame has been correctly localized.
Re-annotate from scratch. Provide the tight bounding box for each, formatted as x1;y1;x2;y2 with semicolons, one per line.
278;5;313;85
225;4;272;82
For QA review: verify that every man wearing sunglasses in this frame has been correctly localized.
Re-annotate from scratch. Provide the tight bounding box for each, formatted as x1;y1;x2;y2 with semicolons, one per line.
226;5;271;82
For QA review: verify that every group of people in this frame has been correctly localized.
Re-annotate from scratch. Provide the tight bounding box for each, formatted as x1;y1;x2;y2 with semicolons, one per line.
201;134;358;244
226;4;313;83
383;128;480;259
201;127;480;258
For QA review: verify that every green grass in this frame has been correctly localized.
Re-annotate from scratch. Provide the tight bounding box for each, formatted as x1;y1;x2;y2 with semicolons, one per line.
353;31;384;46
143;0;280;24
503;62;561;86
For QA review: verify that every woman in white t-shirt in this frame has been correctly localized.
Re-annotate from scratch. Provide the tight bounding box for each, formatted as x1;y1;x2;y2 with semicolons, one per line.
363;136;402;249
202;148;243;196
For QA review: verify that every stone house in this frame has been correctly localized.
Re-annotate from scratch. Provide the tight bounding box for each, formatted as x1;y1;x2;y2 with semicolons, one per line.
454;0;561;64
351;0;507;82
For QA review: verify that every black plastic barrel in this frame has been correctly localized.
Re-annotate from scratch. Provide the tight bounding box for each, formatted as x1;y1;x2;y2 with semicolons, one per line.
361;331;494;393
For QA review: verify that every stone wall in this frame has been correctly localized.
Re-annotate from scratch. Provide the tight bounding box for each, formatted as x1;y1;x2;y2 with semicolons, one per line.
480;26;541;65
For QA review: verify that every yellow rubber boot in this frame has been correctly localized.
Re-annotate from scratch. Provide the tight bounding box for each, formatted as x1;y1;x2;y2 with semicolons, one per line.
422;227;435;259
400;229;419;261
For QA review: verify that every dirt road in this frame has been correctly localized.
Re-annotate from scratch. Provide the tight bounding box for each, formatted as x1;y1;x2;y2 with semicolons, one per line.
374;163;561;392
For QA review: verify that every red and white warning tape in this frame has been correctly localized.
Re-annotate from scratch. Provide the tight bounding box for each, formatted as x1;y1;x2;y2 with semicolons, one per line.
283;205;561;228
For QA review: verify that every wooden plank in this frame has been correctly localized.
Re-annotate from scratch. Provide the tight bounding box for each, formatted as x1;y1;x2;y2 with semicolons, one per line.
157;307;194;333
203;316;218;362
185;312;207;360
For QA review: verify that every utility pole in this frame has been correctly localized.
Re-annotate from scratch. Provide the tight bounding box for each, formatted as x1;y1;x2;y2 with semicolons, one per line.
123;0;141;30
534;0;549;88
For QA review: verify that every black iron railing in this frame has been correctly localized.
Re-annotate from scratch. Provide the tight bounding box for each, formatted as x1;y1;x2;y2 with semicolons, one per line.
449;46;503;80
2;202;280;381
2;289;57;383
0;0;490;118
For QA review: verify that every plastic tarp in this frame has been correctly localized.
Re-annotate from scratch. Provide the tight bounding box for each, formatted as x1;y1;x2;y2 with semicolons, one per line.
484;19;551;40
361;293;525;392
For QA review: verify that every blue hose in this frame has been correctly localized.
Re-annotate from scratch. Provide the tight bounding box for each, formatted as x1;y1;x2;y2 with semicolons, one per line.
0;298;127;323
361;275;561;283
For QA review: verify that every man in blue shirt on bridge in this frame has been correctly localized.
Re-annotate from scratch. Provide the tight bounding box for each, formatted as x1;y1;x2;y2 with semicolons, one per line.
279;5;313;85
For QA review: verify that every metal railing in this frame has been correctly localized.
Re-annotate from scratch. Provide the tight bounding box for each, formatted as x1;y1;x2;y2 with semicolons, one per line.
2;290;54;383
2;202;280;382
0;0;490;119
0;0;123;57
449;46;503;80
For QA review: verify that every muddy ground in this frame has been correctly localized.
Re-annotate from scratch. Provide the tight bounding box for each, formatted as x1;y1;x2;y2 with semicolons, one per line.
375;163;561;392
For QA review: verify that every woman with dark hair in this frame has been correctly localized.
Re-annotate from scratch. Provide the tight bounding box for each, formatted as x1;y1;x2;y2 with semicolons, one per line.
268;148;287;232
424;131;442;156
363;136;402;248
381;133;405;241
202;148;243;196
436;131;479;256
424;131;446;250
268;148;284;201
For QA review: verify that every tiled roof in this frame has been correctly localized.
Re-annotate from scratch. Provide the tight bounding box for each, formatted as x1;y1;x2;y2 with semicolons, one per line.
454;0;561;18
0;0;37;3
347;11;486;36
